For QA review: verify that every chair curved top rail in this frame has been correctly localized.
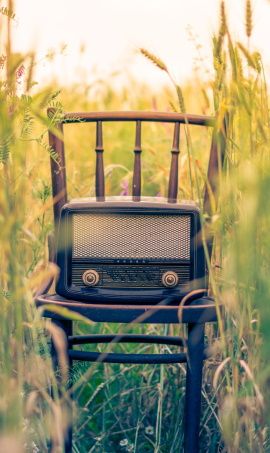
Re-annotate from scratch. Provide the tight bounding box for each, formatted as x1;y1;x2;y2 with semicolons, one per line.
48;109;215;127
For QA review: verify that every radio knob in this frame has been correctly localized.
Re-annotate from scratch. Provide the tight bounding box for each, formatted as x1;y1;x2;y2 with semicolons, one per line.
82;270;100;287
162;271;179;288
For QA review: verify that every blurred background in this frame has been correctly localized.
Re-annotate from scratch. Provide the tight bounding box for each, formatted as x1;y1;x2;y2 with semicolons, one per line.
11;0;270;88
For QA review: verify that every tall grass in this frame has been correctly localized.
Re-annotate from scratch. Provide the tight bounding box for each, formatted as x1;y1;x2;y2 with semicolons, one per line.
141;1;270;451
1;0;270;452
211;2;270;451
0;4;72;451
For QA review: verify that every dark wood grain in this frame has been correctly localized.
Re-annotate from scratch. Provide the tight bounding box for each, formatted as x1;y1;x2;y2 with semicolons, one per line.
168;122;180;203
68;333;185;346
47;110;214;126
48;123;67;226
203;117;227;258
203;117;227;216
35;294;220;324
132;120;142;201
95;121;105;200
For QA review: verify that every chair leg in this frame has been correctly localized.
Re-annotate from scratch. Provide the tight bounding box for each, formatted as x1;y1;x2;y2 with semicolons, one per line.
184;323;205;453
50;319;73;453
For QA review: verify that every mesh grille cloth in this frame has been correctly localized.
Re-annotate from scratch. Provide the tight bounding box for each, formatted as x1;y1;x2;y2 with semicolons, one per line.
72;213;191;260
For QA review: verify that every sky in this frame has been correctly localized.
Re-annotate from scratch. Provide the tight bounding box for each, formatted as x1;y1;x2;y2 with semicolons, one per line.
11;0;270;87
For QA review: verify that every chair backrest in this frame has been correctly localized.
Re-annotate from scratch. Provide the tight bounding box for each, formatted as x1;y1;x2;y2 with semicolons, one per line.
48;110;227;259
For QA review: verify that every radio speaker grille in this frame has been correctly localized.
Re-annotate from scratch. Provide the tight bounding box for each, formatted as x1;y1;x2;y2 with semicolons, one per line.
72;213;191;260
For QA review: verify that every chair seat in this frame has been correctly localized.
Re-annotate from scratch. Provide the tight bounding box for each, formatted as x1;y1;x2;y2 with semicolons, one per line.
35;293;221;324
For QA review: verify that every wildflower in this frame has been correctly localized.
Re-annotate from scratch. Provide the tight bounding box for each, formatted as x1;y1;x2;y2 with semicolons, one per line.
119;438;129;447
16;64;25;80
120;179;129;196
145;425;154;435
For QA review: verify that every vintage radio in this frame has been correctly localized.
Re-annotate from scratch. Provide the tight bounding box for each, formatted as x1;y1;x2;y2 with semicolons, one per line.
56;196;206;304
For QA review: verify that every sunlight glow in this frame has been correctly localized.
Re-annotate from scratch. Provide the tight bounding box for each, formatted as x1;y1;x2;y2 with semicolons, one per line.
12;0;270;87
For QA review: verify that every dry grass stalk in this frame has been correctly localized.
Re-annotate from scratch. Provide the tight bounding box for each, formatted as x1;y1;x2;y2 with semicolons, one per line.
139;48;168;72
245;0;253;38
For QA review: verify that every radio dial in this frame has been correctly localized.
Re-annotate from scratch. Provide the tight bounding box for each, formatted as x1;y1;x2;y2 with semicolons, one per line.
82;270;100;287
162;271;179;288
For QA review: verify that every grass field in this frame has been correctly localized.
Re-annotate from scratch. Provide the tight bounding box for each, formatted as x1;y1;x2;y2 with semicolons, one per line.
1;1;270;452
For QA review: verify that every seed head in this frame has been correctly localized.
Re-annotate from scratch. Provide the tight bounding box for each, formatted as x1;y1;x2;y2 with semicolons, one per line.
245;0;253;38
140;48;168;72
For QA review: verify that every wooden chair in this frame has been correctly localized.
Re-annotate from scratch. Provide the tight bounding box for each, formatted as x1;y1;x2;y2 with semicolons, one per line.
36;110;226;453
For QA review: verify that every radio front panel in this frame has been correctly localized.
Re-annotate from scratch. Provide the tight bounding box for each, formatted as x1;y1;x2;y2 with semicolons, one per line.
56;200;206;304
72;263;191;287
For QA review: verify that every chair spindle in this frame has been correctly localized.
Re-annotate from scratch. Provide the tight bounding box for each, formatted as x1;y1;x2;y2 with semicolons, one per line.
203;118;227;217
203;117;227;258
132;121;142;201
168;122;180;203
95;121;105;200
49;122;67;226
